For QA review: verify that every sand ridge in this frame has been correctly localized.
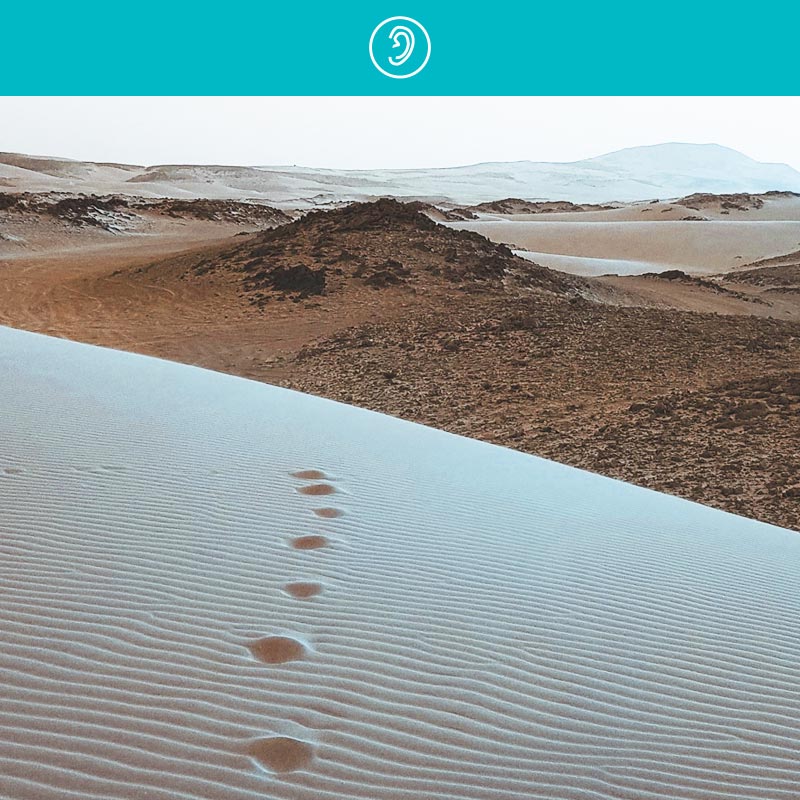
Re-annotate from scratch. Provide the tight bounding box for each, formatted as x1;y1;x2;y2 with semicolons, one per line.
1;326;800;798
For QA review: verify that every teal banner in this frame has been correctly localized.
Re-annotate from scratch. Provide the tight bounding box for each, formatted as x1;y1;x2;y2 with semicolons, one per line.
2;1;798;94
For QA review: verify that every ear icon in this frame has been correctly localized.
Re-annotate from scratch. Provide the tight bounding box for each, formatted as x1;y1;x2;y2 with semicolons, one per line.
387;25;415;67
369;17;431;79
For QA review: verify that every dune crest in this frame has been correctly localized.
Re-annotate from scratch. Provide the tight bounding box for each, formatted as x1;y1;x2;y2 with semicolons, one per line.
1;325;799;798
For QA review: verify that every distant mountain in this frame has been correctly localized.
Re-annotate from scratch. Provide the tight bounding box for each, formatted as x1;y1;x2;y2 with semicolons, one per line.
580;143;800;198
2;143;799;205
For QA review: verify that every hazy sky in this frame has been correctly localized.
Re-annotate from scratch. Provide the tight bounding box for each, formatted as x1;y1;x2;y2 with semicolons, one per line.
2;96;799;170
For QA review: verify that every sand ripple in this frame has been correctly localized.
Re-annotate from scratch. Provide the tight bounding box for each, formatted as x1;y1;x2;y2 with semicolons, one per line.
0;326;799;798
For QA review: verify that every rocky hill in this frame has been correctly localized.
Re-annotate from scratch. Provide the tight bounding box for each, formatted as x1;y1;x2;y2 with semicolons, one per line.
0;192;290;233
676;190;800;213
722;250;800;297
467;198;616;215
181;199;581;304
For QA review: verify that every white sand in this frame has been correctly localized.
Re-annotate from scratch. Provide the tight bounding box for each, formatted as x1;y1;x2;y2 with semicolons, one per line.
513;250;669;277
1;327;799;799
3;143;800;205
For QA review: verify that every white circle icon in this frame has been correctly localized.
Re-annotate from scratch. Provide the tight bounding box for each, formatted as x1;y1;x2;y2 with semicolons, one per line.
369;17;431;79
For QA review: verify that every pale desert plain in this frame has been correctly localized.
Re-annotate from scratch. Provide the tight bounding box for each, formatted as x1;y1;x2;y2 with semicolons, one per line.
1;143;800;798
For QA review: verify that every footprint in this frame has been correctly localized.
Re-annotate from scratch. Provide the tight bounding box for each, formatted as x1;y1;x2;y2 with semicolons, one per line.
284;582;322;599
247;636;306;664
291;469;328;480
291;535;329;551
297;484;336;496
249;737;314;773
312;508;342;519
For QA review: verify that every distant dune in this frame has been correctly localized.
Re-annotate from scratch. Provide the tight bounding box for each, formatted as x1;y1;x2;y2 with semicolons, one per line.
2;143;800;204
459;219;800;276
450;192;800;277
2;325;800;798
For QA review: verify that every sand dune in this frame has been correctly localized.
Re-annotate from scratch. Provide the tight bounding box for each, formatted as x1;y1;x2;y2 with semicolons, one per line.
455;219;800;276
513;249;666;277
3;143;800;205
1;326;799;798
